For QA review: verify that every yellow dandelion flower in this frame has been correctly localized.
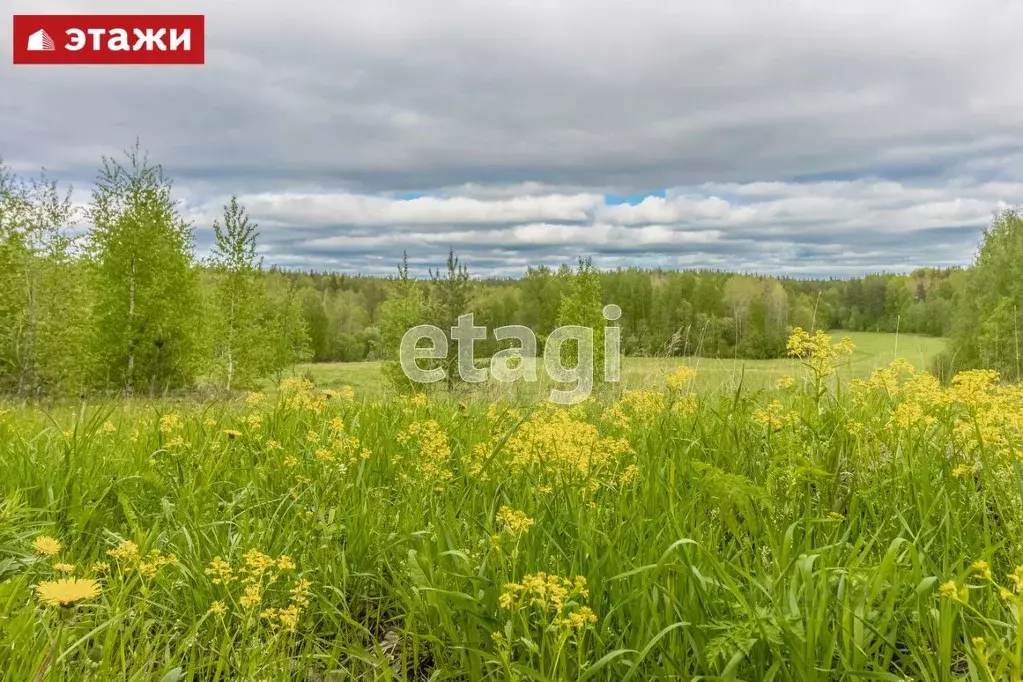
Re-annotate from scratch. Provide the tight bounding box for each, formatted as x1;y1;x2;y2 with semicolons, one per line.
32;536;61;557
36;578;101;607
224;429;242;439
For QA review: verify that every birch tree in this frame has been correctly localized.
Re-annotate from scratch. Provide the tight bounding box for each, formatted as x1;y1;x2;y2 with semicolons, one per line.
87;142;200;395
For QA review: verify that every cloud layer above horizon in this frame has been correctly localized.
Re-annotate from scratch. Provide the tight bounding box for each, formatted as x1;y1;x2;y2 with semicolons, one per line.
3;0;1023;276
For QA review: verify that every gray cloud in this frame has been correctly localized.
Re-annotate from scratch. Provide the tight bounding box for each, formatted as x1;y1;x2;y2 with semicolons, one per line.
3;0;1022;275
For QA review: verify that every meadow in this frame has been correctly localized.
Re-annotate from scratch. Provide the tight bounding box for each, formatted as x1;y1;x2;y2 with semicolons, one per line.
291;331;948;398
6;329;1023;680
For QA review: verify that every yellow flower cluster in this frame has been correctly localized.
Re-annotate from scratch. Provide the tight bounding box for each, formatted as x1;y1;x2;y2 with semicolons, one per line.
603;390;665;430
105;540;176;578
665;364;697;391
752;400;797;431
159;413;183;435
504;405;633;482
279;377;328;414
396;419;452;482
205;550;309;631
787;328;854;378
500;572;597;632
36;577;101;607
496;506;534;537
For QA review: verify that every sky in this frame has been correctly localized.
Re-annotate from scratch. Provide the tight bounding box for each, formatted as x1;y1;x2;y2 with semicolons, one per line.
3;0;1023;277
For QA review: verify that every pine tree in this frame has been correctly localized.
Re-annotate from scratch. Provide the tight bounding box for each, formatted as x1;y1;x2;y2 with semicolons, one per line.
87;142;201;396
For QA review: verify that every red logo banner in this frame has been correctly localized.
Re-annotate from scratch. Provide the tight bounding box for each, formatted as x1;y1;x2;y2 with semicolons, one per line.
12;15;205;65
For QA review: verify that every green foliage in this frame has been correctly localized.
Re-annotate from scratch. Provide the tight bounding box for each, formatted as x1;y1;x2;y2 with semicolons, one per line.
379;253;426;393
87;142;201;395
207;197;275;391
949;209;1023;381
1;351;1021;678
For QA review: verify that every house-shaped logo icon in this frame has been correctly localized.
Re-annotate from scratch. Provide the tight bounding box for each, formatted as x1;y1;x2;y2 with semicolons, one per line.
27;29;56;52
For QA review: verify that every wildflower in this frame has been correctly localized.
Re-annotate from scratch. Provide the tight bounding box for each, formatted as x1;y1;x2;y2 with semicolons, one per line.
752;401;797;431
496;506;535;537
240;584;262;609
971;560;992;581
776;375;796;390
276;604;301;631
246;392;265;406
36;578;101;607
555;606;598;630
827;511;845;521
306;430;320;444
89;562;110;574
208;601;227;616
397;420;453;482
283;455;298;468
32;536;61;557
159;413;182;434
224;429;242;439
1007;566;1023;592
290;578;312;608
665;365;696;391
277;555;295;571
107;541;139;562
53;563;76;573
100;421;117;434
939;579;967;602
205;557;234;585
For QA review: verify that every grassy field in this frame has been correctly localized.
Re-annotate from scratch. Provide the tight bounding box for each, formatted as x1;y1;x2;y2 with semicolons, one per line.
10;329;1023;680
292;331;948;397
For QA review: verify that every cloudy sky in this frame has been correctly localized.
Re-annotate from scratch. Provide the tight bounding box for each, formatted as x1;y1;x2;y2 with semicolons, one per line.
3;0;1023;277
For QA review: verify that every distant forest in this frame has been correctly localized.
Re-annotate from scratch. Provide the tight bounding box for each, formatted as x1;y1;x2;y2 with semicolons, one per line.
274;263;963;364
2;144;1018;396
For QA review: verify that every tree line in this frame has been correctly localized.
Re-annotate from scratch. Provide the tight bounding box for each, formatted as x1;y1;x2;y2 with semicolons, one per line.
0;144;1006;396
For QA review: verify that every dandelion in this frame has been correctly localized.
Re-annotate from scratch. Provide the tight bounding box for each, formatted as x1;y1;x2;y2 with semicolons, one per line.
224;429;242;439
36;578;101;607
32;536;61;557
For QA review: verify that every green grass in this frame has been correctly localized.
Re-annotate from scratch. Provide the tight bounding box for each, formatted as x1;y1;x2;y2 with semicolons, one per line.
9;330;1023;680
292;331;947;397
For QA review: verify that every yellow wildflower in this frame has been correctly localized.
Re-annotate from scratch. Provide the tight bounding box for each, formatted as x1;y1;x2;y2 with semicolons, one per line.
32;536;61;557
36;578;101;607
